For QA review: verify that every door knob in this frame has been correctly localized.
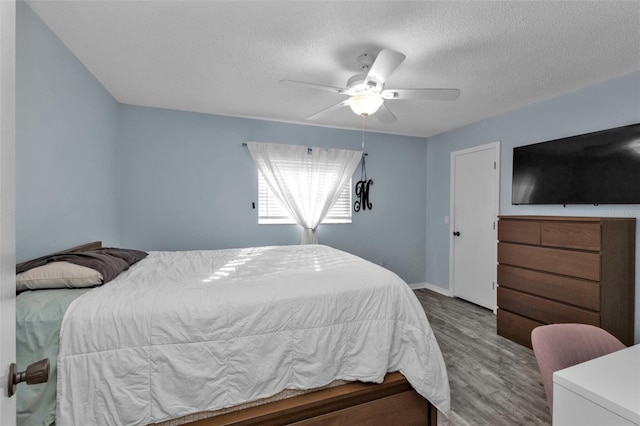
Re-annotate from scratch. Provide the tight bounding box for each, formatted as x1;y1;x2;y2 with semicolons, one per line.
453;231;461;236
7;358;50;397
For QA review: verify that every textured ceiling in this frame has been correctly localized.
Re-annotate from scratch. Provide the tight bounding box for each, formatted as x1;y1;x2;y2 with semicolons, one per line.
25;0;640;138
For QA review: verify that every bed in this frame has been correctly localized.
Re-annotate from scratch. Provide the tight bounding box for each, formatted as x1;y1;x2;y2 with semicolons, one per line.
16;242;449;425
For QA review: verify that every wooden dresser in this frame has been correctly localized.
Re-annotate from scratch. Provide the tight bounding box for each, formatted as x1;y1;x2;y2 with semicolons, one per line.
497;216;635;348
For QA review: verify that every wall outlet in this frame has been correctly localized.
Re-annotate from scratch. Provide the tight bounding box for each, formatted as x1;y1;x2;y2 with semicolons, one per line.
444;215;450;225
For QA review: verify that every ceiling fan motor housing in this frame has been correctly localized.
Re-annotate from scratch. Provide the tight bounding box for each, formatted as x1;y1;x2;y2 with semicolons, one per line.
347;73;383;95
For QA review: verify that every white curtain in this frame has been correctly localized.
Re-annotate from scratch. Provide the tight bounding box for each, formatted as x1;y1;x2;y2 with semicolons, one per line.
247;142;362;244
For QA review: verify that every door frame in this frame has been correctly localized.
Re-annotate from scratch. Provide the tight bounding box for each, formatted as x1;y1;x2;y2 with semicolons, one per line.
448;141;500;310
1;0;17;423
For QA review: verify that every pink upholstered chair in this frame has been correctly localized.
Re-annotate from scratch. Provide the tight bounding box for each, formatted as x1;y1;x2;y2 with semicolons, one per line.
531;323;626;413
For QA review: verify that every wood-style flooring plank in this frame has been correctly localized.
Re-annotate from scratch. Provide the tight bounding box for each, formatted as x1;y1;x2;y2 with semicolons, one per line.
414;289;551;426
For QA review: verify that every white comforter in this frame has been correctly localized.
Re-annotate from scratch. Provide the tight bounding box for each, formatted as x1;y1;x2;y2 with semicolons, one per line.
57;245;450;425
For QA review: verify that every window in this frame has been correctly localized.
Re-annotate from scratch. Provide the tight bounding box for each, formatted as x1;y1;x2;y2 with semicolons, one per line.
258;171;352;224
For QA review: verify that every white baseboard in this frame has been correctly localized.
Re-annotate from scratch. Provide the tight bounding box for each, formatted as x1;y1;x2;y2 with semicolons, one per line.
407;282;426;290
409;282;452;296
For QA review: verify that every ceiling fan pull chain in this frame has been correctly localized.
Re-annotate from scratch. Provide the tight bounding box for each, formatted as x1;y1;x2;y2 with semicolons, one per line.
361;114;365;151
361;115;368;180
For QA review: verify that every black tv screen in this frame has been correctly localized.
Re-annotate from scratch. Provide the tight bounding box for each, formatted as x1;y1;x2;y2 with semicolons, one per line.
512;123;640;205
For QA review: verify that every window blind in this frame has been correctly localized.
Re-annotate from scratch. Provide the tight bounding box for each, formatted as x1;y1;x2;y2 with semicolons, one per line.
258;171;352;224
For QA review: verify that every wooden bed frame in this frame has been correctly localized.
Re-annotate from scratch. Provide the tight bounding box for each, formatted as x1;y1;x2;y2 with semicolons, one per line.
180;373;438;426
19;241;437;426
180;372;437;426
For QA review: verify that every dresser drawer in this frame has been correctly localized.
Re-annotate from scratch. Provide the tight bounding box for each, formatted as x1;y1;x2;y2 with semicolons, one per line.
498;242;601;281
497;287;600;325
541;222;601;251
498;219;540;245
497;309;544;349
497;264;600;311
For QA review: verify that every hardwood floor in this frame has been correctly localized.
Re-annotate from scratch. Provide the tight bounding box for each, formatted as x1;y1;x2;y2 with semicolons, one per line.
414;289;552;426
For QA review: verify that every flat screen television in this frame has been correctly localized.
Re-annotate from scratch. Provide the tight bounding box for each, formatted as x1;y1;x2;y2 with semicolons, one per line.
512;123;640;205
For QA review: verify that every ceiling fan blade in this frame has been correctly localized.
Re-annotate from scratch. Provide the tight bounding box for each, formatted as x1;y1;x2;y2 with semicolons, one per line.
381;88;461;101
279;79;348;95
374;103;397;124
307;100;349;120
366;49;406;85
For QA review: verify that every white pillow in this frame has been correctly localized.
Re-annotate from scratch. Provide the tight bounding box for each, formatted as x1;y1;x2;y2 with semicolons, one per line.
16;261;103;292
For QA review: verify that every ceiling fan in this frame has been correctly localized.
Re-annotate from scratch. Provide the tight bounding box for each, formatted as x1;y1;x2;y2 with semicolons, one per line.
280;49;461;124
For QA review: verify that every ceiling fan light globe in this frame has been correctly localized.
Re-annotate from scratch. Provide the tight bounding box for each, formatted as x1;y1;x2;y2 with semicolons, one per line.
347;95;383;117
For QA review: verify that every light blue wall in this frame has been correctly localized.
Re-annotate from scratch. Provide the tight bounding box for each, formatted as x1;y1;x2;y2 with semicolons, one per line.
118;105;428;284
16;1;120;262
425;70;640;342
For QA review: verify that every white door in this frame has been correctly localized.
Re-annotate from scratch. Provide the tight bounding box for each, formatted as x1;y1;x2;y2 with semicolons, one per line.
1;1;17;424
450;142;499;310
